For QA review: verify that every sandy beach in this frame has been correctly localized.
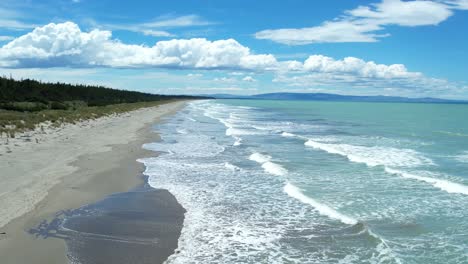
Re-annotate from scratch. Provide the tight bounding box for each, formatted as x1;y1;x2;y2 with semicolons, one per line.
0;101;187;263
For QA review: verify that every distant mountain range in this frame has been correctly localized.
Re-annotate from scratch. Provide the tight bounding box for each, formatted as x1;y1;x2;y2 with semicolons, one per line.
205;92;467;104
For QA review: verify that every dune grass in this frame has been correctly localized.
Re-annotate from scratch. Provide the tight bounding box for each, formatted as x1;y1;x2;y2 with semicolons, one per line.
0;100;177;138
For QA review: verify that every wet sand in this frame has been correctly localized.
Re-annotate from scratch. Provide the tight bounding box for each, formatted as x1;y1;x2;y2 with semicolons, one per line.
30;185;185;264
0;101;188;263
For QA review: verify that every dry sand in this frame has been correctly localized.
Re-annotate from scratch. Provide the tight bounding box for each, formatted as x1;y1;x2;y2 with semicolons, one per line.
0;100;187;263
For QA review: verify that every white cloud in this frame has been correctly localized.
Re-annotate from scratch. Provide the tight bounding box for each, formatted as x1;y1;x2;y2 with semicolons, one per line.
141;30;174;37
347;0;452;26
0;22;277;70
242;76;256;82
255;0;464;44
0;36;14;41
103;14;213;38
0;22;427;79
228;72;245;76
214;77;237;82
0;21;465;98
142;15;214;28
255;21;384;44
187;73;203;77
441;0;468;10
303;55;422;79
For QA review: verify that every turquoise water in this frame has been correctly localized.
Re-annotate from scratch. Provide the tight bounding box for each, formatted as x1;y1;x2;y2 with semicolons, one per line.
141;99;468;263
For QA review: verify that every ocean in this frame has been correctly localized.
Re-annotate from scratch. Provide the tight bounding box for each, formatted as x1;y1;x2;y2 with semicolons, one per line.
139;99;468;263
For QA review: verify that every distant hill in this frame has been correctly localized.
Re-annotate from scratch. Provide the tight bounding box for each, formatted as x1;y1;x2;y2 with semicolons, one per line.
206;92;467;104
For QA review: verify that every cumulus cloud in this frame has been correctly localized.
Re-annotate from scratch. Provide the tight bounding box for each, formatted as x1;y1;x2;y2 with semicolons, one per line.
255;0;465;44
303;55;422;79
0;22;277;70
0;21;422;81
0;21;462;97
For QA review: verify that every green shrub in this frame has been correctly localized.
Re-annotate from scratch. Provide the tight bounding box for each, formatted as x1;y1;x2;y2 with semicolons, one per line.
0;102;48;112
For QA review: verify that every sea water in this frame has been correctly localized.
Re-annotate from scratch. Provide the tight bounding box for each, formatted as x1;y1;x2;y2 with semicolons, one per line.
139;100;468;263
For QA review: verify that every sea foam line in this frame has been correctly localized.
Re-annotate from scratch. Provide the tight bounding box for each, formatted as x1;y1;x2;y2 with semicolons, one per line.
249;153;288;176
283;182;357;225
304;139;468;195
304;139;433;167
455;151;468;163
385;168;468;195
284;183;402;263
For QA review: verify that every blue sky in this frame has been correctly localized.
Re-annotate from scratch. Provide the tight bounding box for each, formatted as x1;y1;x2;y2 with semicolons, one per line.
0;0;467;98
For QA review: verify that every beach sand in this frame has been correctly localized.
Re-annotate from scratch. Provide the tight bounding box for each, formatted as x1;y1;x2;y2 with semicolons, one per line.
0;101;187;263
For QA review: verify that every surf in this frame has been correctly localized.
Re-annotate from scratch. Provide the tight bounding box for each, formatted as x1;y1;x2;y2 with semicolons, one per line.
249;152;288;176
283;182;357;225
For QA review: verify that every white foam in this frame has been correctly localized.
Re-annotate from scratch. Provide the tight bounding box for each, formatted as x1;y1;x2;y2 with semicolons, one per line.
284;182;357;225
455;151;468;163
305;139;433;168
249;152;272;163
143;135;225;158
262;162;288;176
176;128;188;134
281;132;296;138
233;137;242;146
367;229;403;264
249;153;288;176
226;127;258;136
224;162;241;171
385;168;468;195
141;157;292;263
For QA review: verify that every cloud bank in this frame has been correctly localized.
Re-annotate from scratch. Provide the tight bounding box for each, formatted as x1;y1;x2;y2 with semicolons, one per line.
0;21;420;78
0;22;277;70
0;21;464;97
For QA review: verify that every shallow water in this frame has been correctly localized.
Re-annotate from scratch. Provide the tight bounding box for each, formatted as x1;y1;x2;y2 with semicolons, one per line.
30;186;184;264
141;99;468;263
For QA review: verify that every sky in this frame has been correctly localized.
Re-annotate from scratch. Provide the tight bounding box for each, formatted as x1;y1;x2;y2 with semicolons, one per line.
0;0;467;99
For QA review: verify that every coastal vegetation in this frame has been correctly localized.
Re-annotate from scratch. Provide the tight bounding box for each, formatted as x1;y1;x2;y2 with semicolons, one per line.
0;76;204;137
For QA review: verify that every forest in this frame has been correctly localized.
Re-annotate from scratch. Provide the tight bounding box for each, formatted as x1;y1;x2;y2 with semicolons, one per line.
0;76;208;136
0;76;204;111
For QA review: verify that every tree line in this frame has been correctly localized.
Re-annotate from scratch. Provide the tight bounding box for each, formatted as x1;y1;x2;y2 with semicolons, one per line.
0;76;206;111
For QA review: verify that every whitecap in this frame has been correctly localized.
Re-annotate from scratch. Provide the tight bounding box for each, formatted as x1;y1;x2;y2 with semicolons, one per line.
304;139;433;168
385;168;468;195
454;151;468;163
284;182;357;225
233;137;242;146
249;152;272;163
262;162;288;176
249;153;288;176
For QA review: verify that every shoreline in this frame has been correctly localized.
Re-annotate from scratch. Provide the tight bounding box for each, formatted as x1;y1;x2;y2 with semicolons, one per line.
0;100;188;263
